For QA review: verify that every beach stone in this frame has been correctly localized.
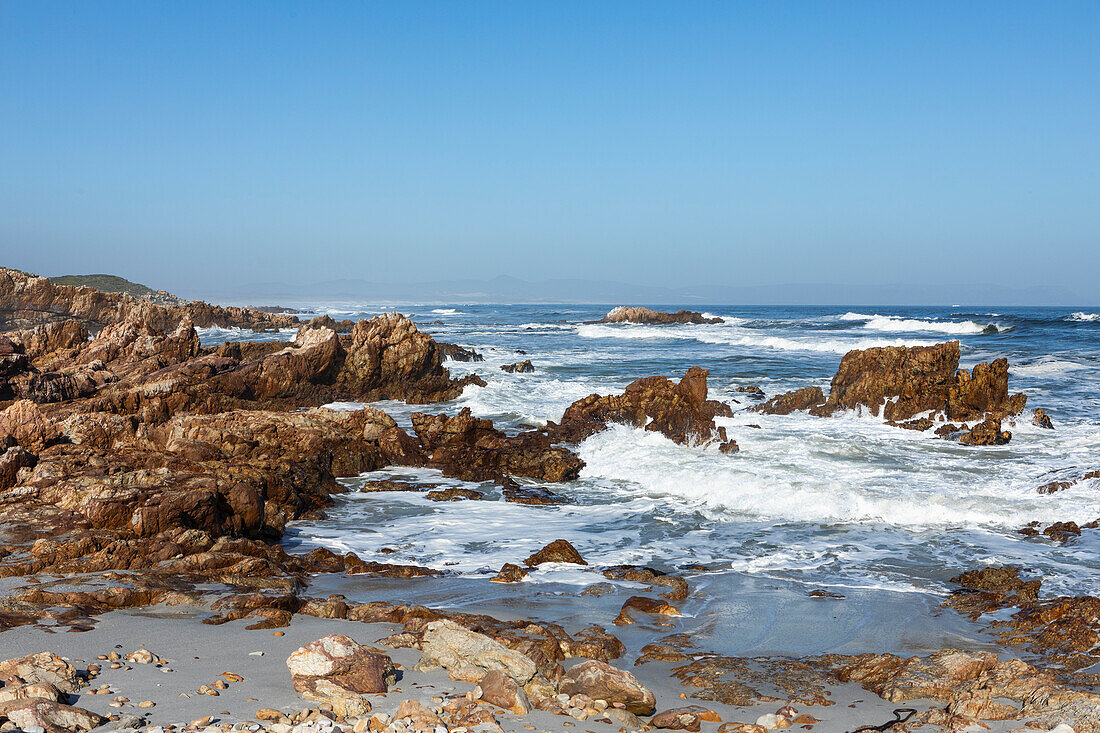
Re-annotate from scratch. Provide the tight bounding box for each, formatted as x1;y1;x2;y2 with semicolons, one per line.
651;706;722;730
287;635;395;717
112;713;144;729
394;699;442;729
523;539;586;567
0;682;62;704
597;708;644;729
124;649;159;664
717;725;766;733
0;699;106;733
475;670;531;715
557;660;656;716
613;596;681;625
0;652;82;693
414;620;538;685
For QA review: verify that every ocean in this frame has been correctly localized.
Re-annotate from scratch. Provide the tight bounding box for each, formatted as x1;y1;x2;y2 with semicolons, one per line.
201;305;1100;657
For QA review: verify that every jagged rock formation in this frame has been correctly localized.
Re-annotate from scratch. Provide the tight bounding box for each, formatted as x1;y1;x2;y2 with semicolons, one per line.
547;367;738;453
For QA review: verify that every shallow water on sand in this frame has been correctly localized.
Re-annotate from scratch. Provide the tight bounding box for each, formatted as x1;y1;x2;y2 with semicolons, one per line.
205;304;1100;655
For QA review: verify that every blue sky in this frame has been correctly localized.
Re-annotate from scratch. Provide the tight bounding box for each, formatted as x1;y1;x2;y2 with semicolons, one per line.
1;2;1097;300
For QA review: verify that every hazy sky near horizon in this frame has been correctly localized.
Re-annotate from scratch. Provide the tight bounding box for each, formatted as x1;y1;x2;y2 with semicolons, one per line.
2;2;1098;297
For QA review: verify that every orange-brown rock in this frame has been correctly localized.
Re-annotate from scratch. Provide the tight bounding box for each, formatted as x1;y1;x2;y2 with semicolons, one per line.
411;408;582;482
0;266;295;332
808;342;1026;422
750;386;824;415
547;367;736;451
1032;407;1054;429
524;539;586;567
957;418;1011;446
600;307;723;325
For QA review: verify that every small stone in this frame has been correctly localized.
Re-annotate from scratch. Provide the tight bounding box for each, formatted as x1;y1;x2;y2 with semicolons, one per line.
190;716;214;727
139;701;156;708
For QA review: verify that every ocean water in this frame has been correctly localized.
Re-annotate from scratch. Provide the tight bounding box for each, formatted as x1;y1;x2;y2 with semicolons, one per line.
204;305;1100;654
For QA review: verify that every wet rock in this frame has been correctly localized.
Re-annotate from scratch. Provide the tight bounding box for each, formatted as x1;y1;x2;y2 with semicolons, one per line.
600;307;723;325
563;626;626;663
1044;521;1081;543
944;566;1041;617
613;596;682;625
603;566;689;601
500;360;534;373
286;634;396;718
809;341;1026;422
436;343;484;362
412;408;582;482
750;387;824;416
957;419;1011;446
548;367;736;451
501;479;566;505
475;669;531;714
1033;408;1054;429
425;487;483;501
735;385;765;398
524;539;586;567
490;564;529;583
557;660;656;715
415;619;539;686
886;417;934;431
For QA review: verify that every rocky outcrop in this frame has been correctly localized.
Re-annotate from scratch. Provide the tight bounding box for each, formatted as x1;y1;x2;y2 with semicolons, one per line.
809;342;1026;422
957;418;1011;446
601;307;723;325
437;343;484;362
547;367;737;452
501;359;534;373
411;408;582;482
415;619;539;686
0;266;295;332
1033;408;1054;429
750;386;824;415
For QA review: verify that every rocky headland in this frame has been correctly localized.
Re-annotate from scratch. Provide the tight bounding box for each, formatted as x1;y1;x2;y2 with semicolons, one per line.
0;271;1096;733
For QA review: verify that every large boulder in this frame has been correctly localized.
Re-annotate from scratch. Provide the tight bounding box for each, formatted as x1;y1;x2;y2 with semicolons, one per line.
547;367;736;451
0;652;82;693
0;699;106;733
414;619;539;686
286;634;396;718
809;342;1026;422
0;400;59;451
558;660;657;715
524;539;586;567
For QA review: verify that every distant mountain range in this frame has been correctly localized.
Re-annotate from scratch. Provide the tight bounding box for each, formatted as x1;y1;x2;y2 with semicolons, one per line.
189;275;1088;308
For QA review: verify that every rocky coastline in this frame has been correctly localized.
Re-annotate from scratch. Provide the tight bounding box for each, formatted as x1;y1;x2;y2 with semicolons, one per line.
1;269;1097;733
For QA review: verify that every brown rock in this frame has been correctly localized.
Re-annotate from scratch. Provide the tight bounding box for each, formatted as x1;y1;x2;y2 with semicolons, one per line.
426;487;483;501
0;652;82;693
524;539;586;567
412;408;582;482
613;596;682;625
0;698;106;733
957;419;1011;446
1032;408;1054;429
501;360;534;373
600;307;723;325
651;706;720;731
490;563;529;583
476;669;532;714
0;400;59;451
548;367;736;450
750;386;825;416
436;342;484;362
286;634;396;716
557;660;656;715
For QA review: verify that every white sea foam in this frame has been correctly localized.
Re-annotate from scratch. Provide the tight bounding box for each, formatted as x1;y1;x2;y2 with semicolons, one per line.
840;312;1003;334
1069;311;1100;322
1011;358;1089;377
431;308;460;315
577;323;936;354
195;325;296;344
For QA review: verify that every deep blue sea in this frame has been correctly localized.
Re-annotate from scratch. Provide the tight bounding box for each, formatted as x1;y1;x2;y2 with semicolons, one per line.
203;304;1100;655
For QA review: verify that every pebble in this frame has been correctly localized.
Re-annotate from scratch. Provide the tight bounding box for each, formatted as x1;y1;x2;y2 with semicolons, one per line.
213;679;229;689
249;651;264;656
139;701;156;708
190;717;214;727
222;673;244;682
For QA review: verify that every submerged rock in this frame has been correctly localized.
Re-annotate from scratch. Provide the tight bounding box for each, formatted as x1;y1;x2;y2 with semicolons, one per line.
750;386;824;416
501;359;534;373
